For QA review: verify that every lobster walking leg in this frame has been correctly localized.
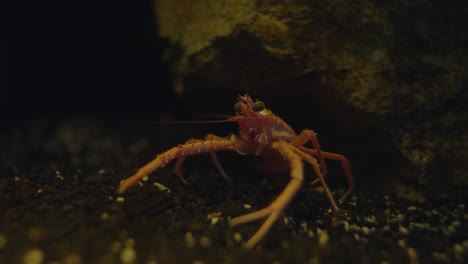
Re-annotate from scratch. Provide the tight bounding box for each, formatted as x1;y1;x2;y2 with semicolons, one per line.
292;147;339;215
299;147;354;202
174;134;230;183
118;138;235;193
229;141;303;249
291;129;328;176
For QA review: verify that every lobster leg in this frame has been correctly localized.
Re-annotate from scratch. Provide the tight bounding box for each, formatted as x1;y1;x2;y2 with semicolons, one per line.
292;147;339;215
118;138;235;194
291;129;328;176
299;147;354;202
174;134;230;183
229;141;303;249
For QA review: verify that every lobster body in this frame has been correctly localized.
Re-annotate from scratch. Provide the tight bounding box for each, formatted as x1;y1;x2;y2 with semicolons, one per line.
118;95;354;249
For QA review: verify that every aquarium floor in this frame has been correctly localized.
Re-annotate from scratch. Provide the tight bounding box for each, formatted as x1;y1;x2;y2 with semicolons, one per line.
0;117;466;263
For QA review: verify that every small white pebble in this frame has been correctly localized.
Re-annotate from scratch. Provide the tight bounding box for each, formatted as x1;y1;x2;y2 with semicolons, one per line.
56;171;64;180
153;182;171;193
199;236;211;247
125;239;135;247
233;233;242;242
453;243;464;256
206;212;222;226
0;234;6;249
364;215;378;225
399;226;409;235
398;239;406;248
432;252;450;262
407;247;418;264
342;220;350;231
110;241;122;254
120;246;136;264
446;225;456;235
146;259;158;264
407;206;417;211
36;189;43;194
23;248;44;264
15;176;20;182
101;212;109;220
395;213;405;222
463;239;468;249
243;204;251;209
317;228;329;247
283;216;294;225
349;224;361;232
98;169;106;175
142;175;149;182
354;233;360;241
185;232;195;248
116;197;125;203
361;226;371;235
210;217;220;226
62;254;81;264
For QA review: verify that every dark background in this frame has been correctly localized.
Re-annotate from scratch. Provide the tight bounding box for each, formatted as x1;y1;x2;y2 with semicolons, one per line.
2;2;467;263
7;0;175;121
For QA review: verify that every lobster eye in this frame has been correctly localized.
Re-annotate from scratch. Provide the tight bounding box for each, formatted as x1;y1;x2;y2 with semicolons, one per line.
252;101;265;112
234;102;242;114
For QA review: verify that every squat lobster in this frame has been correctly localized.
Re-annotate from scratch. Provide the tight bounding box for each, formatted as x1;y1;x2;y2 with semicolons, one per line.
118;95;354;249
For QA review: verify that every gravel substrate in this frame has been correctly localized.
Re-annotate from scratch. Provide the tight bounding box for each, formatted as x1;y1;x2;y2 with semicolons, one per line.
0;118;466;263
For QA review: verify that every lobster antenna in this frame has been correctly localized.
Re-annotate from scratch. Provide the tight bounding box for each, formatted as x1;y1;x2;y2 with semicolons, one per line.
126;119;237;126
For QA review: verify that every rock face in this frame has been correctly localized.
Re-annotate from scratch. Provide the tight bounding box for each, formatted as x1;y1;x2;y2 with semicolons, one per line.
154;0;468;200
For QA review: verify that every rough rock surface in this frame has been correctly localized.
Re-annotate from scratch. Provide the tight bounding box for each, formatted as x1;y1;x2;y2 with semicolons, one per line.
155;0;468;200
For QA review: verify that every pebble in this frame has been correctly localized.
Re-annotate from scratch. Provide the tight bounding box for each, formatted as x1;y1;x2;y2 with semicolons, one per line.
120;246;136;264
23;248;44;264
233;232;242;242
199;236;211;247
432;252;450;262
399;226;409;235
101;212;109;220
0;233;6;248
317;228;329;247
361;226;371;235
243;204;251;209
407;247;418;264
116;197;125;203
364;215;378;225
62;254;81;264
206;212;222;226
153;182;171;192
110;241;122;254
453;243;464;258
398;239;406;248
185;231;195;248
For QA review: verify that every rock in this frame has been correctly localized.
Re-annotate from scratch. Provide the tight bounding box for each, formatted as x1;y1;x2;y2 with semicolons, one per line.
154;0;468;200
